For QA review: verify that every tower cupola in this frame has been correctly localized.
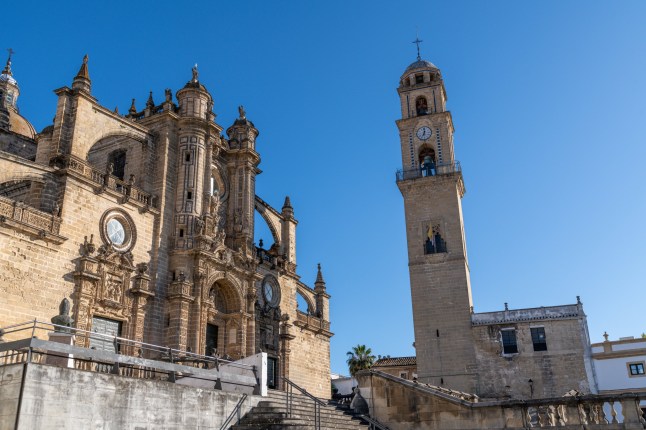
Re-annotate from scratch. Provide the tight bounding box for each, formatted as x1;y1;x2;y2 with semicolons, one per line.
0;49;20;109
398;39;447;119
226;105;259;151
176;64;215;121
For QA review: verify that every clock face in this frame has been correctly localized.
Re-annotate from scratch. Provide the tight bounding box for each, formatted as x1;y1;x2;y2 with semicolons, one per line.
416;126;432;141
107;219;126;245
263;282;274;303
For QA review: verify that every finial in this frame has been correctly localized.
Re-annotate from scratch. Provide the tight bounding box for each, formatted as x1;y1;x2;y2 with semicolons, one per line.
129;98;137;115
76;54;90;79
412;33;423;61
72;54;91;92
576;295;582;305
603;331;609;342
146;91;154;108
315;263;325;284
504;302;509;311
3;48;14;75
191;63;199;82
114;106;119;114
283;195;292;209
238;105;246;119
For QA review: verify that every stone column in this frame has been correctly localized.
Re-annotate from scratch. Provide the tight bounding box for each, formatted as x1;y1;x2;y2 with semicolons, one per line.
280;315;295;390
167;275;194;351
130;263;154;354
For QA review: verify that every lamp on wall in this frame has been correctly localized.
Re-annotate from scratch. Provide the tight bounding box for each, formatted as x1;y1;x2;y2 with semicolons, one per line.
528;379;534;398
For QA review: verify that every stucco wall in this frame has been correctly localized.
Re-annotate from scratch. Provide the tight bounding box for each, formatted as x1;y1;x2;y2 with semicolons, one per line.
0;363;22;430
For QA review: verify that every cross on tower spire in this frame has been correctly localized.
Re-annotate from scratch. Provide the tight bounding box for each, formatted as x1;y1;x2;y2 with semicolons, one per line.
412;35;423;61
3;48;14;75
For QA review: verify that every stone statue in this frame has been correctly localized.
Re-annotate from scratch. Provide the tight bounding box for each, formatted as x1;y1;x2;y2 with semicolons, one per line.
238;105;246;119
51;297;74;333
192;64;199;82
195;216;205;235
165;88;172;103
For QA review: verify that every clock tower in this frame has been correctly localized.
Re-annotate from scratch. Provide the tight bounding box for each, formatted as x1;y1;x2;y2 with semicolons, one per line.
396;52;478;392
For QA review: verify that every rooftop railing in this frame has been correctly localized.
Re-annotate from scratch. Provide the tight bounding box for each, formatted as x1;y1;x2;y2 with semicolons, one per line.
396;161;461;182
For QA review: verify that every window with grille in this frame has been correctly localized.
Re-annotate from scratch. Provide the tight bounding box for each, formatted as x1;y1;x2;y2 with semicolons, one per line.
501;329;518;354
531;327;548;351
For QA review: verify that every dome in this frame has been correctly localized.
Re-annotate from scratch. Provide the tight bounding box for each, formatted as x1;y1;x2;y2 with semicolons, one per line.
405;59;438;73
0;73;17;86
9;110;36;140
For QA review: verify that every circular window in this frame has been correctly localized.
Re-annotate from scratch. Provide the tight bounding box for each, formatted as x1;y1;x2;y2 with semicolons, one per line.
261;276;280;307
100;209;136;252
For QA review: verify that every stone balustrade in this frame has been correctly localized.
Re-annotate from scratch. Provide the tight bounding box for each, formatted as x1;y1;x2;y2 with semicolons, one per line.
0;194;62;237
64;155;156;208
356;370;646;430
294;310;331;332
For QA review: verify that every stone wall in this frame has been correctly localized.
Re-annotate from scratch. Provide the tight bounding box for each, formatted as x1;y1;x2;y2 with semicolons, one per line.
0;363;22;430
10;363;261;430
0;171;158;336
472;305;594;399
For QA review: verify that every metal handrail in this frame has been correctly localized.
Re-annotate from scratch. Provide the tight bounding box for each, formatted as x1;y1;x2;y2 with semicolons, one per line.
283;377;328;430
358;414;391;430
0;319;254;371
395;160;461;182
219;393;247;430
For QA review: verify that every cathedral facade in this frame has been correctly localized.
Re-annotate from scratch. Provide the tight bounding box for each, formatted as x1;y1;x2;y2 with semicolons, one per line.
0;55;332;397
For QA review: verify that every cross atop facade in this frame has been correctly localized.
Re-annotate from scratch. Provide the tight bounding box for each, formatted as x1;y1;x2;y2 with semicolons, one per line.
412;36;423;61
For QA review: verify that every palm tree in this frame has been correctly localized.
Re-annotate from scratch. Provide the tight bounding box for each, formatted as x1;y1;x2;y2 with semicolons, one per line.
346;344;376;377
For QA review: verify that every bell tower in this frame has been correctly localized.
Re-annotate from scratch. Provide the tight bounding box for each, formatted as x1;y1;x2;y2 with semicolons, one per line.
396;45;477;392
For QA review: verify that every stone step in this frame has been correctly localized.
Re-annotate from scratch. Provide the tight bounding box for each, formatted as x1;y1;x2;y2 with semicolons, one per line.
245;407;365;427
231;391;369;430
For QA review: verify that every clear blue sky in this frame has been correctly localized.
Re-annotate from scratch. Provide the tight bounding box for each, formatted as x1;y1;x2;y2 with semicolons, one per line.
3;1;645;376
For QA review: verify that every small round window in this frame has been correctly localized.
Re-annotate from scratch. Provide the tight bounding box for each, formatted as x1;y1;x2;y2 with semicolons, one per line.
100;209;136;252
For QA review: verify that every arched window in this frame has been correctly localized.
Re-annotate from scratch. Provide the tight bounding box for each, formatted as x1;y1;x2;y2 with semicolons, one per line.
424;224;447;255
418;146;436;177
108;149;127;180
416;97;429;116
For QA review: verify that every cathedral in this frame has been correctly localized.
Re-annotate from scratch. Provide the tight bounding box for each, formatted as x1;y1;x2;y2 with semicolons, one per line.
0;53;332;397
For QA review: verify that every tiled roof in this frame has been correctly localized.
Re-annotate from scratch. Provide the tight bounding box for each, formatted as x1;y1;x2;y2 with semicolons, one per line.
373;356;416;367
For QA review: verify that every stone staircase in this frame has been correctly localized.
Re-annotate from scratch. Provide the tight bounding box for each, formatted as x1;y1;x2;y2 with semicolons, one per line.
230;389;370;429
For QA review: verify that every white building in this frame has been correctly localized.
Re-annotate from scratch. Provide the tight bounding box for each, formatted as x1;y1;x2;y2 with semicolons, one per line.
591;334;646;395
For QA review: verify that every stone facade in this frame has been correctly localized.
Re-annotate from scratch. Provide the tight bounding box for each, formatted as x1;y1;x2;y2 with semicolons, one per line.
0;55;332;398
395;55;596;398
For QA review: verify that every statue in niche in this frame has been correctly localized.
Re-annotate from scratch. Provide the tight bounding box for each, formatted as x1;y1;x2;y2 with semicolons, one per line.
105;274;121;302
195;216;205;235
51;297;74;332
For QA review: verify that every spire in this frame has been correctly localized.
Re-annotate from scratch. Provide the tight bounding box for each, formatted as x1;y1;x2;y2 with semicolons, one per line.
282;195;294;218
129;98;137;115
315;263;325;284
2;48;14;76
72;54;91;93
146;91;154;108
76;54;90;80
